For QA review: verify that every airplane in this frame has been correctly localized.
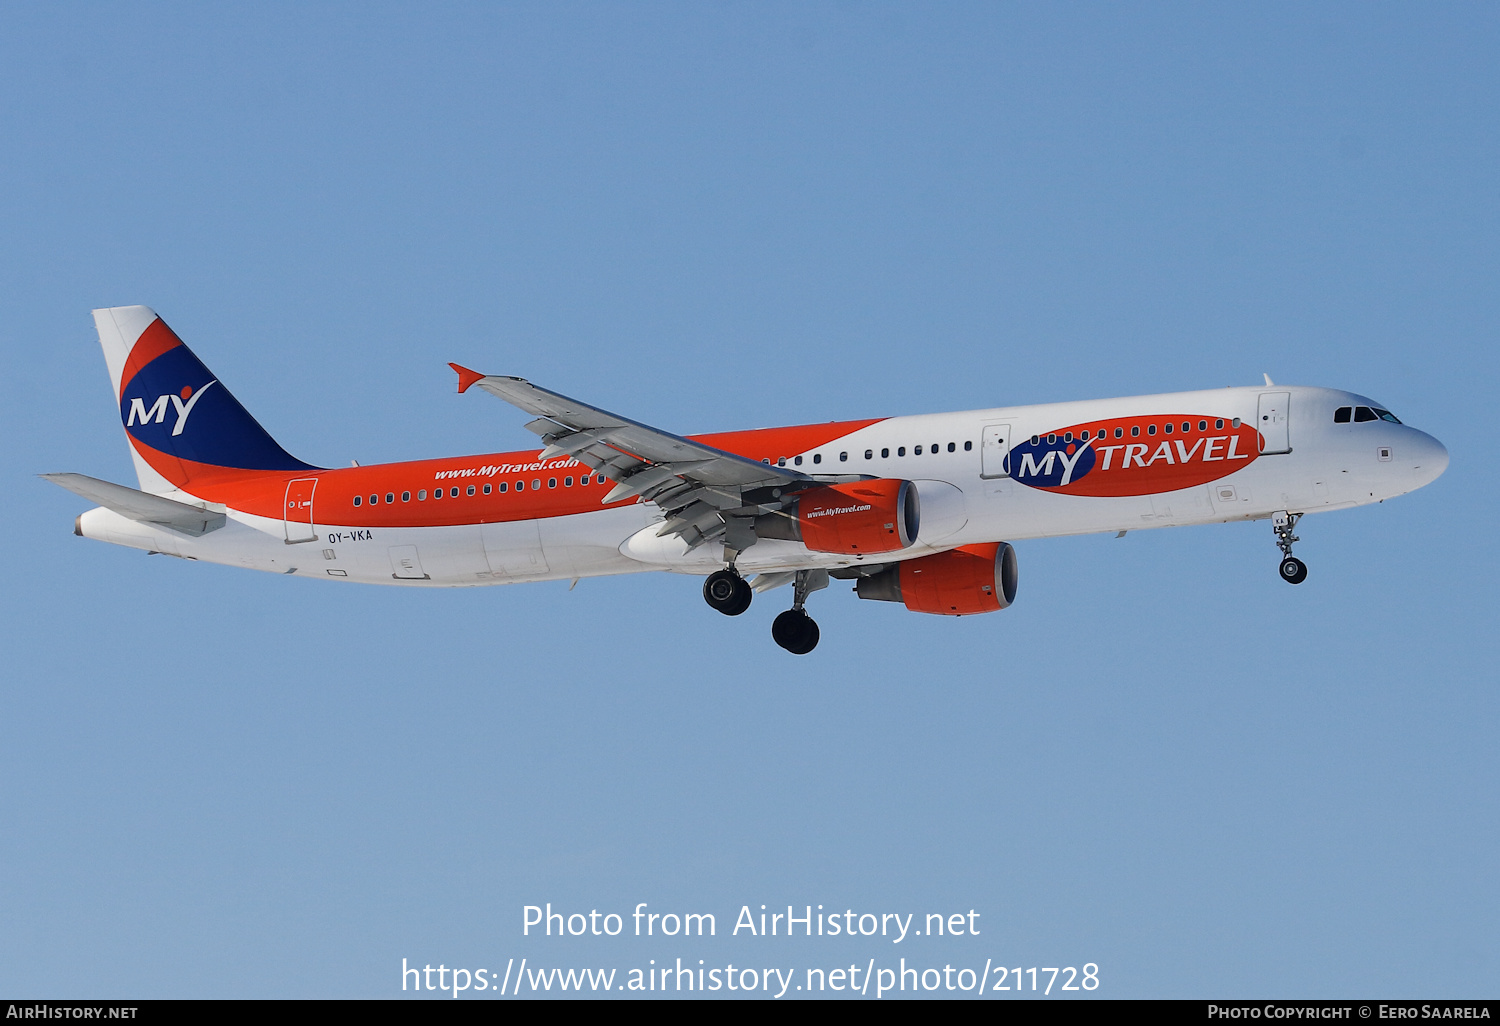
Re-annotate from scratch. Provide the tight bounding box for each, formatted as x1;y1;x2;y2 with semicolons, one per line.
45;306;1448;654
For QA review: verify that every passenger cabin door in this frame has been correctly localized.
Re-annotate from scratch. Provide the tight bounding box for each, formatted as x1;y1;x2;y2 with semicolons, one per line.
1257;392;1292;454
980;423;1013;479
283;478;318;544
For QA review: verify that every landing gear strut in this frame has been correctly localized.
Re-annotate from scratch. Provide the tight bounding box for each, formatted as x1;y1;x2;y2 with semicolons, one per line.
772;569;827;655
703;568;752;615
1272;510;1307;585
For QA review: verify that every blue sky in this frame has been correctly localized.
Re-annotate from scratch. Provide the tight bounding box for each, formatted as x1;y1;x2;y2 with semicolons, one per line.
2;2;1496;998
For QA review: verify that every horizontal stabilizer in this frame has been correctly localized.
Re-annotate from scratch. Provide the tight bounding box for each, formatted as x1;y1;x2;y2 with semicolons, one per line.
41;473;226;536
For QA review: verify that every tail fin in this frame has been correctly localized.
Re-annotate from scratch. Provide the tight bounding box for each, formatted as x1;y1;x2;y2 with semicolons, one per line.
94;306;315;494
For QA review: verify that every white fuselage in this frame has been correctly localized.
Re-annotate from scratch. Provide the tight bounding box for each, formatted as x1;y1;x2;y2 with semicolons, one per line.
77;385;1448;587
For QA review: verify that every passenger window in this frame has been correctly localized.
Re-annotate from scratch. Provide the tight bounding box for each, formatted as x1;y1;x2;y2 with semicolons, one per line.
483;484;491;494
1114;427;1124;438
466;485;475;496
963;441;972;451
839;452;848;462
1163;423;1172;434
948;442;956;452
1334;407;1352;423
369;494;378;505
1354;407;1377;422
897;447;906;456
515;480;524;491
433;489;442;499
813;454;822;464
777;457;786;467
564;477;573;487
532;479;541;489
418;490;427;500
1131;426;1140;437
914;445;922;455
352;495;361;506
882;448;890;458
794;456;802;466
1148;425;1157;436
864;449;873;460
1030;436;1040;445
931;443;938;453
1047;434;1056;444
1215;419;1225;429
387;492;395;503
498;482;508;492
1374;408;1401;424
1182;422;1190;433
1231;418;1241;428
1198;420;1207;431
402;491;411;502
548;478;556;488
1064;432;1073;442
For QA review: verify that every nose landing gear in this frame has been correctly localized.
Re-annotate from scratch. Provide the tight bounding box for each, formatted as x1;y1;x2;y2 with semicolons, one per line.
772;569;827;654
703;568;752;615
1272;511;1308;584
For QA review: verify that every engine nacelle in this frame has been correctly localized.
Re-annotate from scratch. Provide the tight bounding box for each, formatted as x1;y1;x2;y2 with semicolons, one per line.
855;542;1018;615
757;479;919;555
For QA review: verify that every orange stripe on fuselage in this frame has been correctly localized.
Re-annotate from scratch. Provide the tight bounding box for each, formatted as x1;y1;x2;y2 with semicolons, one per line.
118;318;184;397
129;417;886;527
691;420;882;462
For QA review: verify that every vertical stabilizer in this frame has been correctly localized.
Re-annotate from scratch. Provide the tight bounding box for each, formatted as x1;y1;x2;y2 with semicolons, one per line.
93;306;315;495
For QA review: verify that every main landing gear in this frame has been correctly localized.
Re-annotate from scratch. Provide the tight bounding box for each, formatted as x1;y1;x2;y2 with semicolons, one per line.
703;566;826;653
1273;510;1308;585
772;569;827;655
703;568;752;616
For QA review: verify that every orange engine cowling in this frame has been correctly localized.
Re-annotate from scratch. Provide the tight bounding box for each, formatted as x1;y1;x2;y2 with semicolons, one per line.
758;479;919;554
855;542;1018;615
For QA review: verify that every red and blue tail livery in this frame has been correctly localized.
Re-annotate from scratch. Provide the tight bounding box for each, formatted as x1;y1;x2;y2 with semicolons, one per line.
48;305;1448;653
117;314;316;476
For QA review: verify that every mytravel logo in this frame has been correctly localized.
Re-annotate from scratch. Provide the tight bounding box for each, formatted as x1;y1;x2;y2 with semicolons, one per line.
125;381;218;437
114;326;314;473
1008;415;1261;497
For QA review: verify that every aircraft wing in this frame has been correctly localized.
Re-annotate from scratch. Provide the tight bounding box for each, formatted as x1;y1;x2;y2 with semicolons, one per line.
452;365;810;553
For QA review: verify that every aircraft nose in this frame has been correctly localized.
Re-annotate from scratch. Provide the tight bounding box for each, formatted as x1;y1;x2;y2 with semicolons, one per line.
1410;429;1448;486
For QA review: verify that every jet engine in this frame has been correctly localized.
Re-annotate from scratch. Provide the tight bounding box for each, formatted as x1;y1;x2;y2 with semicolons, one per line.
855;542;1018;615
756;479;919;555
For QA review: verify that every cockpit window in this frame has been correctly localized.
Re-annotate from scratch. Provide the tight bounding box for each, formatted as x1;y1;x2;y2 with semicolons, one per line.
1340;405;1402;424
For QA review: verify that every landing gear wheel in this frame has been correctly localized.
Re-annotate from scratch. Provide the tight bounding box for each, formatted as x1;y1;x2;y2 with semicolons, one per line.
772;609;820;654
1279;556;1308;585
1271;511;1307;585
703;569;752;615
